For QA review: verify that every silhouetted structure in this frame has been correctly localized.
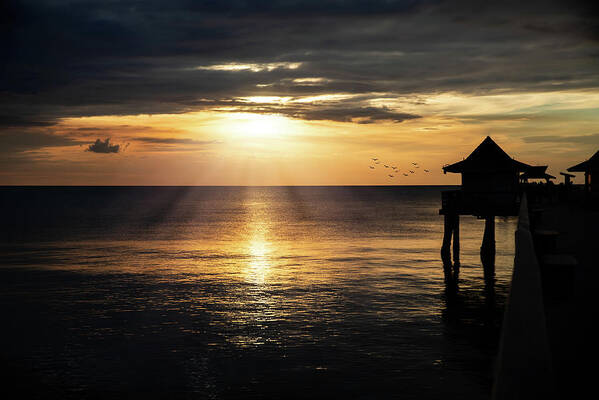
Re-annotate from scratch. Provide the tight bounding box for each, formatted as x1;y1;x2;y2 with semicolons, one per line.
567;150;599;198
493;193;554;400
559;172;575;186
440;136;531;284
558;172;575;201
520;166;555;184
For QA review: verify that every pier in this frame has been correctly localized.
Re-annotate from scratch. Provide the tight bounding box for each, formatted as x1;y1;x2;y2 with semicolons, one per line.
493;185;597;399
492;193;554;399
440;138;598;398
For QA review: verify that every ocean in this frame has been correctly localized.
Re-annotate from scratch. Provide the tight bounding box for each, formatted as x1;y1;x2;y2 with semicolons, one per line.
0;186;517;399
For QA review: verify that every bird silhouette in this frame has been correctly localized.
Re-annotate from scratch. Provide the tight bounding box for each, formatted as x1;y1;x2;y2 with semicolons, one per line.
372;158;378;161
384;165;389;168
369;166;375;169
412;162;418;165
375;161;380;164
403;173;408;176
392;166;397;170
409;170;415;173
424;169;430;172
388;174;394;178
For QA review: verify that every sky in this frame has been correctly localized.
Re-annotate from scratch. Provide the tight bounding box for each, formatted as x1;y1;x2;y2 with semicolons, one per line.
2;0;599;185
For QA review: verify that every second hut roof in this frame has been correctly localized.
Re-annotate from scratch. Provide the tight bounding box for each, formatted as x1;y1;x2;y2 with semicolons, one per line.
567;150;599;172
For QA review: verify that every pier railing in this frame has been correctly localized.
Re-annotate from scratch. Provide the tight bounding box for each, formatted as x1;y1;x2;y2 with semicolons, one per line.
492;193;554;399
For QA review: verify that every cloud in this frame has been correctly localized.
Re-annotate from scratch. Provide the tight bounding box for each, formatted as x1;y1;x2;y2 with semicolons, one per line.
134;137;218;145
1;0;598;131
522;133;599;145
0;114;56;128
195;96;421;123
86;138;121;153
0;131;80;153
285;106;420;123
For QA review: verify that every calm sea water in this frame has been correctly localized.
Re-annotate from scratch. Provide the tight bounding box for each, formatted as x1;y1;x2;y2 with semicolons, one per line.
0;186;517;399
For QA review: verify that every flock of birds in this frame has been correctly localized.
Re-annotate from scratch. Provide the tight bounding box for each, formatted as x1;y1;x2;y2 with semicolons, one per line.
368;158;430;179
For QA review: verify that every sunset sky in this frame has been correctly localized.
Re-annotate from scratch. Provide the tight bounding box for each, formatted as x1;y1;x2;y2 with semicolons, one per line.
2;0;599;185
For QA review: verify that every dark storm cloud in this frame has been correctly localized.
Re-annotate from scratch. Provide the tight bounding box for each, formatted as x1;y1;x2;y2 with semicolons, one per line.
183;0;427;15
2;0;599;130
0;115;56;128
86;138;121;153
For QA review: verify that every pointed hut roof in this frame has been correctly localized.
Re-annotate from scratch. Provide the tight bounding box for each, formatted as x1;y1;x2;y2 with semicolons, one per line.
443;136;531;173
567;150;599;172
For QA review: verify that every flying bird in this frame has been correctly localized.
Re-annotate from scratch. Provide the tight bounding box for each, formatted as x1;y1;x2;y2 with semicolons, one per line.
409;170;415;173
424;169;430;172
375;161;380;164
384;165;389;168
392;166;397;170
372;158;378;161
369;166;375;169
403;173;408;176
388;174;394;178
412;162;418;165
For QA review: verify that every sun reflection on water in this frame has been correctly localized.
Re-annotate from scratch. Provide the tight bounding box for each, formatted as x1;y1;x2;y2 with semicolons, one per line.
246;234;272;285
225;195;281;349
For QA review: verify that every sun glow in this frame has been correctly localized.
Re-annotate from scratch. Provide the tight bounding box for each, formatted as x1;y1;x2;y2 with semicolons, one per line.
219;113;299;138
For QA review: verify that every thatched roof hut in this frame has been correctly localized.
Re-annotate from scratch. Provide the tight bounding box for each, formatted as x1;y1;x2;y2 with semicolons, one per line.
441;136;531;216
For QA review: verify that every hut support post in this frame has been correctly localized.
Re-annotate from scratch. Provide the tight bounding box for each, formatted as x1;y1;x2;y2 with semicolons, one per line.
441;214;453;278
452;214;460;279
441;213;460;282
585;171;590;197
481;215;495;284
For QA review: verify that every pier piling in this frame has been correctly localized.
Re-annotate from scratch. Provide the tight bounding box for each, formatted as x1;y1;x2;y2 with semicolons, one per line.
441;213;460;282
452;214;460;277
481;215;496;284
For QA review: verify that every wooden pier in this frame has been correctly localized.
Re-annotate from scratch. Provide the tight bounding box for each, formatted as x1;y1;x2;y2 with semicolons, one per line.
492;194;554;399
493;182;597;399
440;138;598;398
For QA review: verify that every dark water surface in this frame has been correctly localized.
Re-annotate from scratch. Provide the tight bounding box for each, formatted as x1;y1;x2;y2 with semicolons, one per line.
0;186;516;399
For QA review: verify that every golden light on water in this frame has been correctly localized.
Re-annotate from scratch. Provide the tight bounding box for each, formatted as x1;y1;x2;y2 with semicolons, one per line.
242;195;275;285
246;234;272;285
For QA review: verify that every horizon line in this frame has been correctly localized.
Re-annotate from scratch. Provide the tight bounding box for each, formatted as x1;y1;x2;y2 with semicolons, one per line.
1;184;461;188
